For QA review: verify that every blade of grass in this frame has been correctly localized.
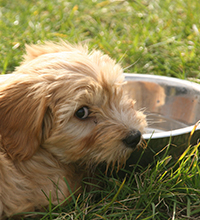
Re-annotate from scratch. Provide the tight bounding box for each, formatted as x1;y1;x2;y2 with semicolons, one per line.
48;191;52;220
187;196;191;217
172;200;176;220
102;176;126;213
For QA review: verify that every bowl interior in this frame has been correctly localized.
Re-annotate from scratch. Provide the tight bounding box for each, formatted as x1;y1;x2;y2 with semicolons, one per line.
124;74;200;135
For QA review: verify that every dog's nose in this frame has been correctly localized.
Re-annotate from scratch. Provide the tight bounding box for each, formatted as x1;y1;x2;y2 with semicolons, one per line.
123;130;141;148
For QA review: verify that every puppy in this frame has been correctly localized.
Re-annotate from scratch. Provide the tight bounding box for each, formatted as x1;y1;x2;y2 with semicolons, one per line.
0;41;147;218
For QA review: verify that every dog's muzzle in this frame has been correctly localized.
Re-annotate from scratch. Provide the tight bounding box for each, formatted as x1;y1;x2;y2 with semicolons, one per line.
122;130;141;149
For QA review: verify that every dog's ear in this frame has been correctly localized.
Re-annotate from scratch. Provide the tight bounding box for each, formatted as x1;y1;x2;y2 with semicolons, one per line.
23;41;84;63
0;78;49;160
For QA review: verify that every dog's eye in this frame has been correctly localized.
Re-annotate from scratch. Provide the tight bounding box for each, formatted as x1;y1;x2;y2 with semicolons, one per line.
75;106;90;119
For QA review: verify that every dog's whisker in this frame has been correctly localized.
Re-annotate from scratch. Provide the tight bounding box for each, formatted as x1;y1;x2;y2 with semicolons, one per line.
105;163;110;176
138;107;147;113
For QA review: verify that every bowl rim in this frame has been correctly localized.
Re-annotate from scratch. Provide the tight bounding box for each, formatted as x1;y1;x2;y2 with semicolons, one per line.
124;73;200;91
142;125;197;140
124;73;200;140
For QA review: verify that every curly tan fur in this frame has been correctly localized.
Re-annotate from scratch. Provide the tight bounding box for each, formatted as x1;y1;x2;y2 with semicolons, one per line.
0;41;147;218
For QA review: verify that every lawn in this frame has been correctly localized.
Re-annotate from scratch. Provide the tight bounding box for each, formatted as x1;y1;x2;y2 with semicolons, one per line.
1;0;200;219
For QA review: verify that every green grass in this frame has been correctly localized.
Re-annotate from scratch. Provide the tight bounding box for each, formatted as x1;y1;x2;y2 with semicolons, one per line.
9;144;200;220
1;0;200;219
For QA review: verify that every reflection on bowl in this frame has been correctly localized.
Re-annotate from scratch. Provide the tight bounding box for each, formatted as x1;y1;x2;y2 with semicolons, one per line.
124;73;200;166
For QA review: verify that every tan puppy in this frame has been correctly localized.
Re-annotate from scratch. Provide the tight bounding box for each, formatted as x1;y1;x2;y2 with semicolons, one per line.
0;41;147;218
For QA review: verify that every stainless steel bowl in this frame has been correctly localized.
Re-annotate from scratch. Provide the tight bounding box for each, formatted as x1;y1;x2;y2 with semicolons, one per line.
124;73;200;166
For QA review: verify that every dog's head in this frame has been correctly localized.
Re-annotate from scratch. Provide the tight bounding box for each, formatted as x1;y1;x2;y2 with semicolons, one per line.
0;41;147;168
